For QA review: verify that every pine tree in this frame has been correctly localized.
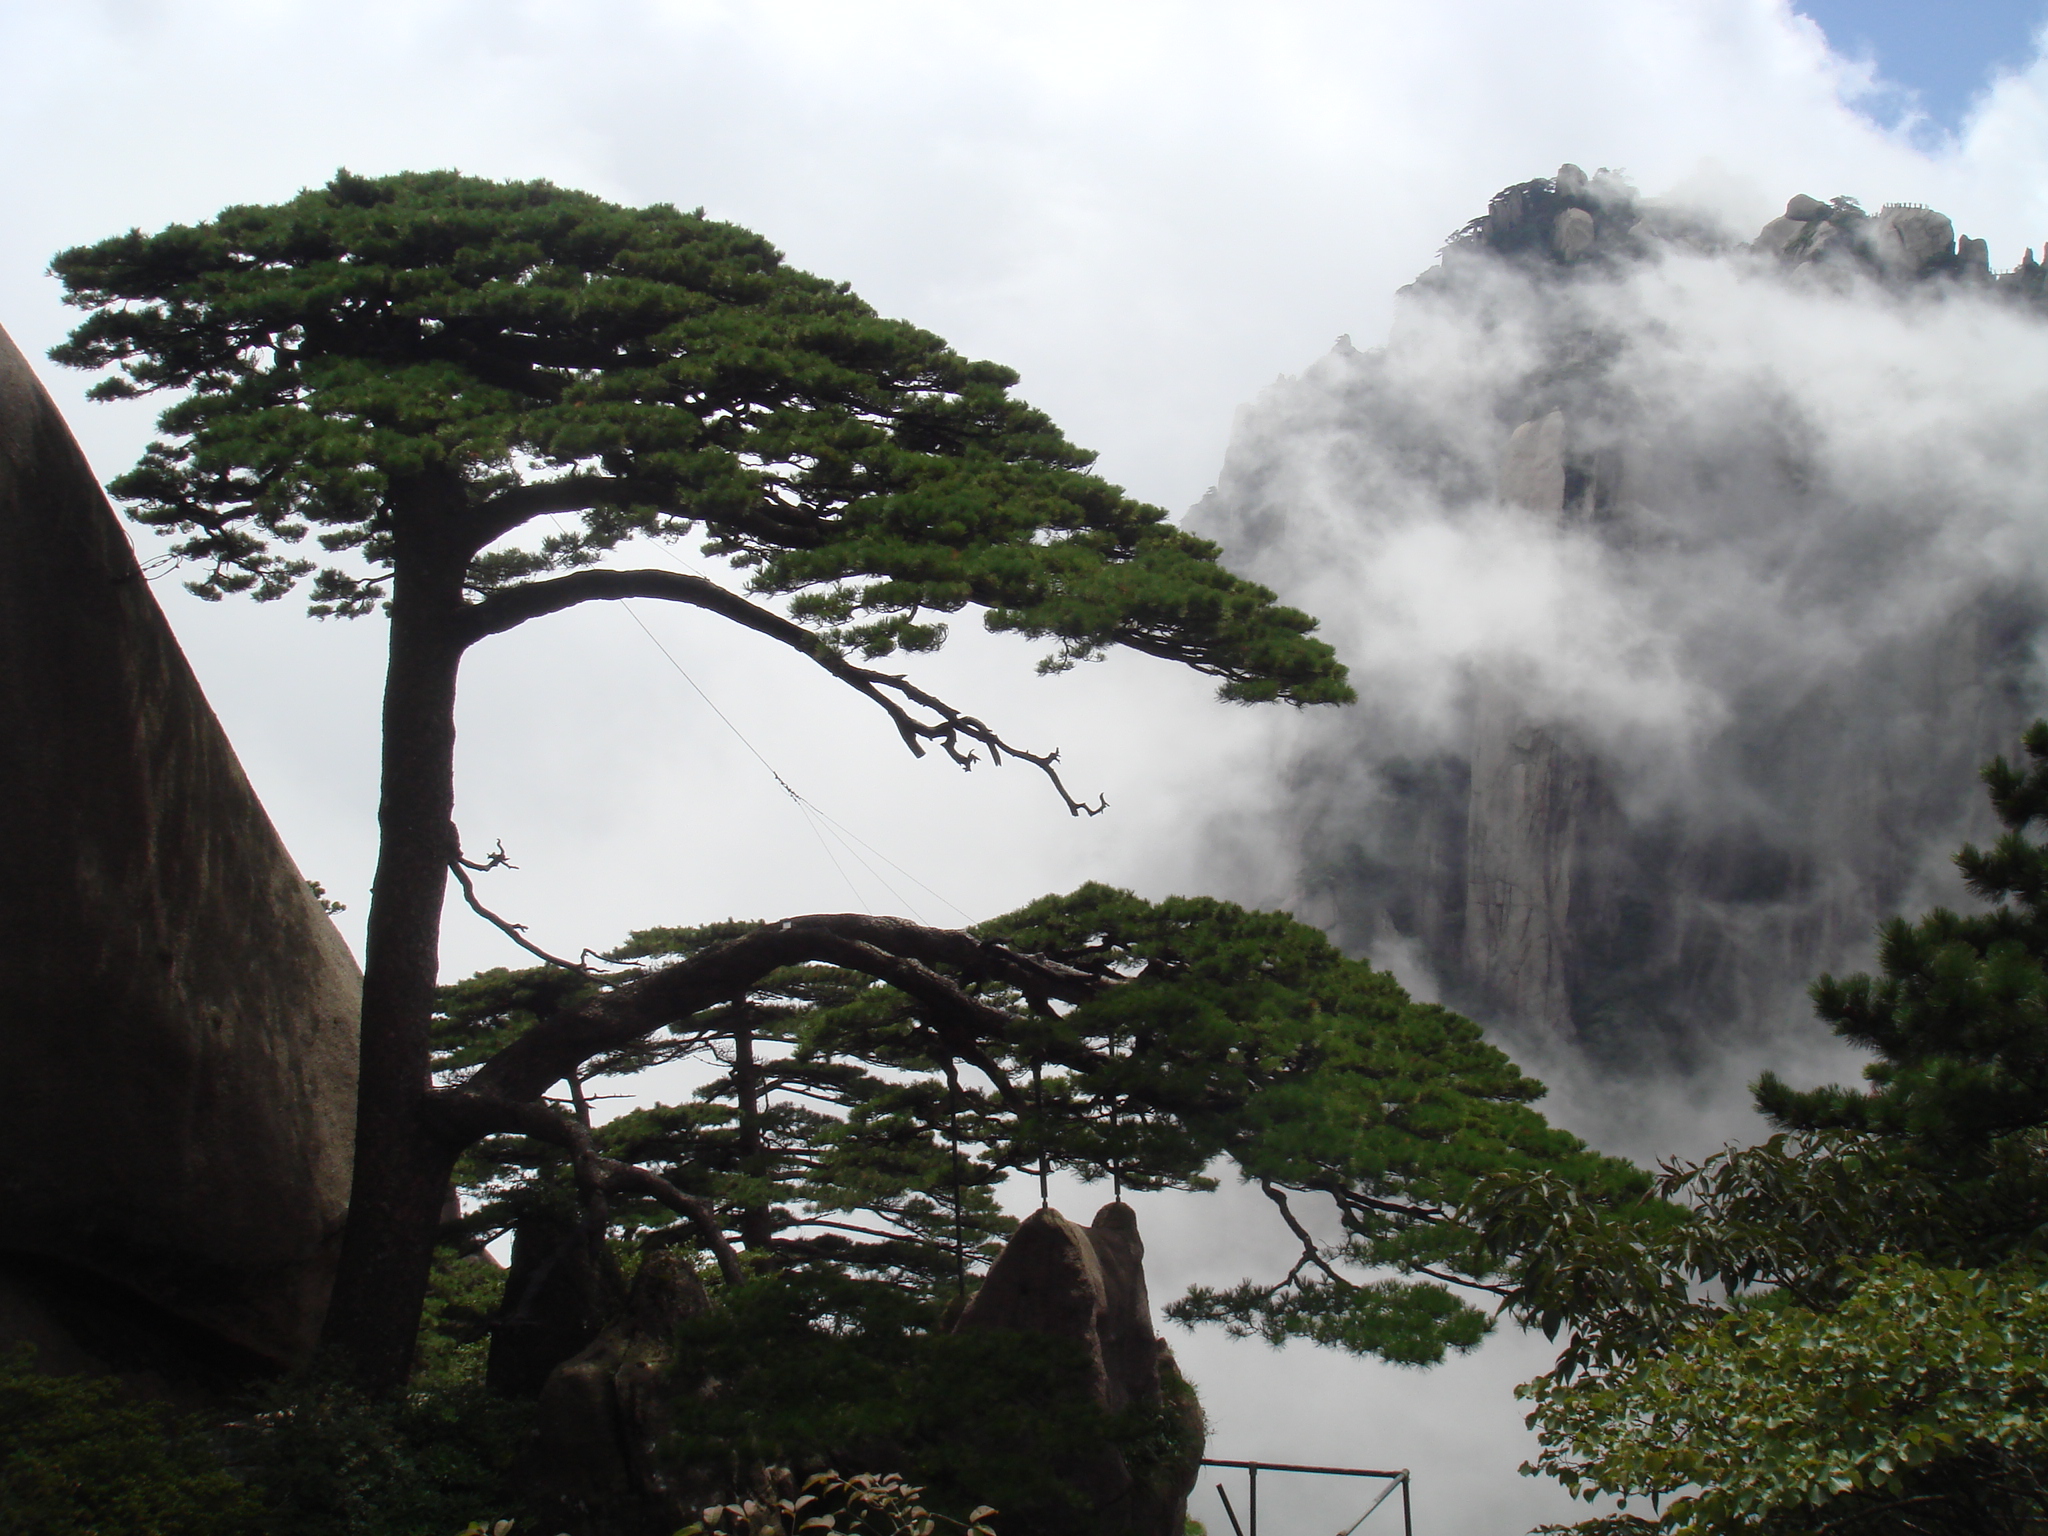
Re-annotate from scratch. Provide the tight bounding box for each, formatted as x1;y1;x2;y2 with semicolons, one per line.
52;170;1353;1386
1758;716;2048;1172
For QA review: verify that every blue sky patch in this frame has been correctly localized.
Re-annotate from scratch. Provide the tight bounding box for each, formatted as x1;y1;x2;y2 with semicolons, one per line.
1797;0;2047;133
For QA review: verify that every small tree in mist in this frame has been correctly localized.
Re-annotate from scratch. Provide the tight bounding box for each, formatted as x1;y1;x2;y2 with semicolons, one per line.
51;169;1354;1388
1477;722;2048;1536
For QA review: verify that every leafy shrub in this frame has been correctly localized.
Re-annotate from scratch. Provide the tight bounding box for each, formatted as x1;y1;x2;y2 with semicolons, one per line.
0;1346;264;1536
683;1468;998;1536
224;1373;533;1536
412;1255;508;1391
1525;1255;2048;1535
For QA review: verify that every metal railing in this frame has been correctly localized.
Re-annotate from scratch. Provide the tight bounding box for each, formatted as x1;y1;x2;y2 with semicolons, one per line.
1202;1458;1413;1536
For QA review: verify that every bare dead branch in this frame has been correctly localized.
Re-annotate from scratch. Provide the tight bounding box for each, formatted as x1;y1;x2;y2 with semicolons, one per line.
447;856;591;973
1404;1264;1514;1298
455;838;514;873
1263;1177;1511;1298
455;567;1106;816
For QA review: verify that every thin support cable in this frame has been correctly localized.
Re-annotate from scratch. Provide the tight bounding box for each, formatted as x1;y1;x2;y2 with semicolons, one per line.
793;797;871;913
612;528;975;920
617;599;965;922
801;802;973;923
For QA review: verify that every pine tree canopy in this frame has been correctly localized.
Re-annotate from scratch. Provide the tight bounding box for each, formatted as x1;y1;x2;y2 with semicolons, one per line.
49;169;1350;707
435;883;1635;1368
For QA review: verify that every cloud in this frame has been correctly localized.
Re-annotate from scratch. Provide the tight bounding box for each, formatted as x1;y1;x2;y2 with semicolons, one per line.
1190;224;2048;1079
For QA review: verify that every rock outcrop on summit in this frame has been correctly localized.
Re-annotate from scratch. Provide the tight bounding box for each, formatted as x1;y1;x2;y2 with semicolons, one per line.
1191;168;2048;1067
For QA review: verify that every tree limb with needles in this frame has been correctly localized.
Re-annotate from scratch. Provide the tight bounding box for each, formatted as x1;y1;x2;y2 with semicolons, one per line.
428;881;1636;1379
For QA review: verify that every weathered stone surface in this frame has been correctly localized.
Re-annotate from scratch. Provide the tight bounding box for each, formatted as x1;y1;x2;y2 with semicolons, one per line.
487;1204;627;1397
1553;207;1596;261
1873;205;1955;275
1800;218;1856;265
1785;193;1827;221
1753;215;1806;258
528;1252;712;1536
1463;707;1601;1049
1554;163;1589;200
1960;235;1991;279
1500;410;1566;515
0;321;359;1375
1460;414;1621;1046
957;1203;1201;1536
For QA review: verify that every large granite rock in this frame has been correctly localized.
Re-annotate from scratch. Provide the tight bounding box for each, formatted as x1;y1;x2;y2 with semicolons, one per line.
1750;195;1998;289
955;1203;1203;1536
0;321;358;1378
1873;204;1956;276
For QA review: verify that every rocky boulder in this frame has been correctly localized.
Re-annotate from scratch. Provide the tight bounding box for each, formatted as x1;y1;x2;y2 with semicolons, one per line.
955;1203;1203;1536
527;1251;712;1536
0;320;359;1383
1873;204;1956;275
487;1203;628;1398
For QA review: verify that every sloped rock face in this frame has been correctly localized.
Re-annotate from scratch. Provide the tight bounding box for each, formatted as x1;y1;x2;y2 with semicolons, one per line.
1188;170;2048;1066
487;1203;628;1397
956;1203;1203;1536
527;1252;712;1536
0;321;358;1377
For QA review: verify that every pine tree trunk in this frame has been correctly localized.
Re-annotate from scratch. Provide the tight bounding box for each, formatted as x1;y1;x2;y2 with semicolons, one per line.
319;531;472;1387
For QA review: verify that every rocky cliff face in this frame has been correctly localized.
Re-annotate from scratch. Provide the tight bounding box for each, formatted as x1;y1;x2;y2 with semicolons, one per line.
1189;168;2048;1067
0;320;359;1379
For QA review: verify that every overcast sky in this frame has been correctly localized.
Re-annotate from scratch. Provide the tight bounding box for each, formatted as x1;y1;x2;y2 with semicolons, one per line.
7;2;2048;1530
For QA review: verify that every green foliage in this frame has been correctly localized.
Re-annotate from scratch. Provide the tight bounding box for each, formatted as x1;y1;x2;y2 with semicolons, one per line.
1525;1255;2048;1536
684;1468;999;1536
0;1309;531;1536
411;1254;507;1390
661;1275;1182;1531
441;934;1016;1307
1759;717;2048;1165
51;169;1349;706
437;884;1627;1369
0;1348;263;1536
225;1372;533;1536
1485;723;2048;1534
980;886;1636;1362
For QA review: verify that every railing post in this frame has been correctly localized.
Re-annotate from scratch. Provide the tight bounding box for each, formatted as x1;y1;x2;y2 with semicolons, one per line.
1401;1472;1412;1536
1249;1462;1258;1536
